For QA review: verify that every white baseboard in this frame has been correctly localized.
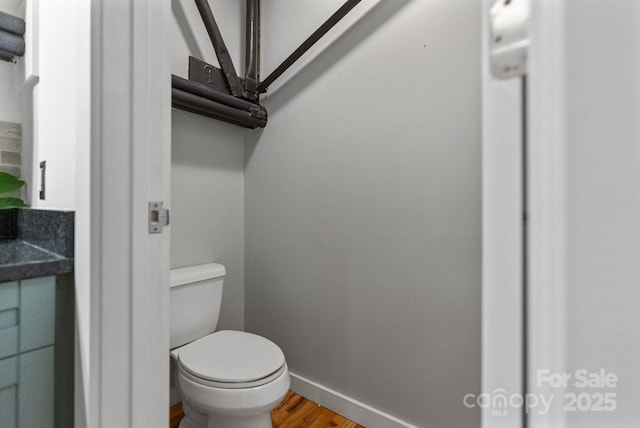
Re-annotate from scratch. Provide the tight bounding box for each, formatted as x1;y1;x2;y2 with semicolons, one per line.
289;372;418;428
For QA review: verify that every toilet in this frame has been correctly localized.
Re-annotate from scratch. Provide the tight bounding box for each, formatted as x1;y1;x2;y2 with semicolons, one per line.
170;263;290;428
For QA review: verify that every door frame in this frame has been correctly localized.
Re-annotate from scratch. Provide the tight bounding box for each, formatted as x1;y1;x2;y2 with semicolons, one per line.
527;1;569;426
482;1;569;427
84;0;571;426
481;1;524;427
87;0;171;426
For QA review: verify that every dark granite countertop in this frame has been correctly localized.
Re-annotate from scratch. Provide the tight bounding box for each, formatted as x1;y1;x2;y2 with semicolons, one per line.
0;240;73;282
0;209;74;282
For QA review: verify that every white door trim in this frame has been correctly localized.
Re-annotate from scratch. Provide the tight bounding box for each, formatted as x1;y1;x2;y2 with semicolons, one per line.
89;0;171;426
481;0;524;427
527;1;568;427
483;1;572;426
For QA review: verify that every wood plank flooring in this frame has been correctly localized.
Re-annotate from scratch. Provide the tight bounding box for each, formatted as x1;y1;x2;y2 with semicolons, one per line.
169;390;364;428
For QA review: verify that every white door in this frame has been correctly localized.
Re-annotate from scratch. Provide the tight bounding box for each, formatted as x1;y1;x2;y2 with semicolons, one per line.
87;0;171;427
484;1;640;427
528;1;640;427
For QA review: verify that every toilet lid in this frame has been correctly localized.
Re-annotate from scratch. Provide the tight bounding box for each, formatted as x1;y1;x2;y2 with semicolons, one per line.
177;330;285;383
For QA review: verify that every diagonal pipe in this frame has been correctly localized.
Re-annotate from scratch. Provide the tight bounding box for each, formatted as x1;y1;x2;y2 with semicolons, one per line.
194;0;244;97
257;0;362;93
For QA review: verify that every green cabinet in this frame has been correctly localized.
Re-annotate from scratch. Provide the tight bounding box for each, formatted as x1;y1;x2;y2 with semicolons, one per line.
0;277;56;428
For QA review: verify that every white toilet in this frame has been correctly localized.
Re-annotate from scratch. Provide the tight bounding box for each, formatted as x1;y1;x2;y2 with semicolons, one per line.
170;263;290;428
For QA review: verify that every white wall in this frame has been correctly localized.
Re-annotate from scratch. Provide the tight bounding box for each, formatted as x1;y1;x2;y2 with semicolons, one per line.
245;1;482;426
73;0;90;424
0;62;21;123
0;0;20;15
169;0;245;331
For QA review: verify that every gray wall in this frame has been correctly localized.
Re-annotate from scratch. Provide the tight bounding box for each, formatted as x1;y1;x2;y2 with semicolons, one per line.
169;0;245;331
171;111;245;330
245;1;481;426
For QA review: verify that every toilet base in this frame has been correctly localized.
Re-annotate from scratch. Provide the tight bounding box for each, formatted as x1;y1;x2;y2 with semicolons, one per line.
178;415;201;428
174;357;289;428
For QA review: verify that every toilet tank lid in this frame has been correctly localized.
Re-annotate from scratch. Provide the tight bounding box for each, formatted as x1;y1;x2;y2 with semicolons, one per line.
170;263;226;288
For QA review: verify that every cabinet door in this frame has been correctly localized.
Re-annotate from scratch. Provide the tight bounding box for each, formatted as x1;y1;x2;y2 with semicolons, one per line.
18;347;55;428
19;277;56;353
0;347;54;428
0;356;18;428
0;385;17;428
0;277;57;428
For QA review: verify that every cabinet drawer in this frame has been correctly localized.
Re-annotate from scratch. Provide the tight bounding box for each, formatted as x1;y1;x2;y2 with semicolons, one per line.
0;324;18;359
0;282;18;311
0;282;20;359
0;277;56;358
0;356;17;389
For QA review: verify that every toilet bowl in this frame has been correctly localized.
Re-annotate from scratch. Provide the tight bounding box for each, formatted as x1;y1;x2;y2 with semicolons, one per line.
170;264;290;428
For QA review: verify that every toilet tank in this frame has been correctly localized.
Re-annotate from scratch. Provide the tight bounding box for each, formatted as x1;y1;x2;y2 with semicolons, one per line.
170;263;226;349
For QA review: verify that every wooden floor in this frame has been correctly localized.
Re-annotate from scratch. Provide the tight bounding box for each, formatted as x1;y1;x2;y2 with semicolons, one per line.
170;390;364;428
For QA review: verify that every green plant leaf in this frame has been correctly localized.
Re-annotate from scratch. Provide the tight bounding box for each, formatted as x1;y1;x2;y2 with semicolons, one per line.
0;172;25;195
0;198;26;210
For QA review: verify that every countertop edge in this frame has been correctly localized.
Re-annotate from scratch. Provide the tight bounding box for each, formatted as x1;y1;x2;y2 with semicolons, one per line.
0;257;74;282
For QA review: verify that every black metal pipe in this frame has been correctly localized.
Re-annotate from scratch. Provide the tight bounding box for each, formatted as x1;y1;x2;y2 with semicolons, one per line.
172;88;267;129
257;0;362;93
194;0;243;97
175;103;252;129
172;75;262;113
0;11;25;36
244;0;260;96
172;89;259;129
0;29;24;57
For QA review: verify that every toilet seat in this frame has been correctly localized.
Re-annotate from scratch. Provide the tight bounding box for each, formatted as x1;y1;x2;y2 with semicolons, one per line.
179;362;287;389
177;330;286;389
